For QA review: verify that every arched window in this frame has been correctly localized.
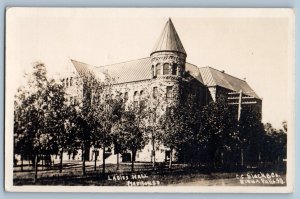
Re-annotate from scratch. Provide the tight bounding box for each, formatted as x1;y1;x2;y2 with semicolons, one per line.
124;92;129;102
62;78;65;86
140;90;144;100
156;64;161;76
163;63;170;75
133;91;139;109
70;77;73;86
66;78;69;87
172;64;177;75
152;65;156;78
140;90;145;109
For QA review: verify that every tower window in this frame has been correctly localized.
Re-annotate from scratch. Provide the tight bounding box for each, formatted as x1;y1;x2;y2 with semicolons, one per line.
166;86;173;98
156;64;161;76
152;65;157;78
172;65;177;75
66;78;69;87
153;87;158;99
163;63;170;75
70;77;73;86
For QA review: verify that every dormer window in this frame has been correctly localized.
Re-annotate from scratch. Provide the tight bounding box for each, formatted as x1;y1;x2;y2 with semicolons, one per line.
163;63;170;75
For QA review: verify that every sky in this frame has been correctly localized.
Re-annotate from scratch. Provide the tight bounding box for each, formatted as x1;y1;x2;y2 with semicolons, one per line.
6;8;294;129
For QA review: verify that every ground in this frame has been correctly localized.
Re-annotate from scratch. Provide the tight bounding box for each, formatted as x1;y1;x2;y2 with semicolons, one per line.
13;160;286;186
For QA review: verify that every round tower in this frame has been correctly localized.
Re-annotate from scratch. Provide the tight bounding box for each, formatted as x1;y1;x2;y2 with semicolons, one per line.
150;18;187;107
150;18;187;78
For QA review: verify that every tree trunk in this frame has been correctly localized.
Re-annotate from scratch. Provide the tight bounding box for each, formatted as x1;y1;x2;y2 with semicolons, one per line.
131;151;136;172
94;149;97;171
34;154;38;184
21;155;23;172
102;147;105;174
82;145;86;175
169;149;173;169
41;154;44;171
152;138;156;169
241;148;244;167
117;153;120;171
59;150;63;173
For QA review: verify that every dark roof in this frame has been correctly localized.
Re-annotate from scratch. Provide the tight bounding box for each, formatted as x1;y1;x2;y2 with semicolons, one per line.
70;58;259;99
199;67;260;99
151;18;186;56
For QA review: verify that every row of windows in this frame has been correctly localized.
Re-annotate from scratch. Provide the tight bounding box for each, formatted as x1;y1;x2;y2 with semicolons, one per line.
152;63;178;77
62;77;74;87
90;86;173;107
111;86;172;103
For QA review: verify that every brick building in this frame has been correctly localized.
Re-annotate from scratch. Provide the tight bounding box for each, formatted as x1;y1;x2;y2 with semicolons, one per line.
63;18;262;163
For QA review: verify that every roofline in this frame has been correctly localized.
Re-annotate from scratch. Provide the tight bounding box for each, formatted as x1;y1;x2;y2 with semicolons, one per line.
200;66;248;83
70;59;93;67
150;50;187;57
207;85;262;100
96;57;150;68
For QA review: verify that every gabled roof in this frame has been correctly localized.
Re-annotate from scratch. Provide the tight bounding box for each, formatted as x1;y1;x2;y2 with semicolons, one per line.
70;58;259;99
199;67;260;99
71;58;204;85
151;18;186;56
71;59;107;80
95;57;152;84
185;62;204;84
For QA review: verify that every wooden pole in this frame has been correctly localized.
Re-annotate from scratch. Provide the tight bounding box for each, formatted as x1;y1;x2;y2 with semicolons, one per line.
238;90;242;121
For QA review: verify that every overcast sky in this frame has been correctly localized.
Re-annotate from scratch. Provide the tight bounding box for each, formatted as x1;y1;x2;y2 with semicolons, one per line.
6;8;294;129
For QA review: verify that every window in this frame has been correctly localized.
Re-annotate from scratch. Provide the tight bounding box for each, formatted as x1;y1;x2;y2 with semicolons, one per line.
166;86;173;98
156;64;161;76
172;65;177;75
134;91;139;109
153;87;158;99
166;107;171;115
163;63;170;75
152;65;156;78
140;90;145;109
70;77;73;86
62;79;65;86
66;78;69;87
140;90;144;100
133;91;139;101
134;101;139;109
124;92;128;102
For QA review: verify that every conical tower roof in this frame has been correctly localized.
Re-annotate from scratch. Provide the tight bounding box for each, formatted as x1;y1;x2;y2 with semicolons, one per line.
151;18;186;56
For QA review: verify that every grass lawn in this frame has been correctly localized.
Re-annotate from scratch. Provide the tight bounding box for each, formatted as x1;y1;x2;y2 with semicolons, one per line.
13;161;286;186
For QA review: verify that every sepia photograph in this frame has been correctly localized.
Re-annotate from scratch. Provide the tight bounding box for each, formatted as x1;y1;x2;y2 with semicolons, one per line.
5;8;295;192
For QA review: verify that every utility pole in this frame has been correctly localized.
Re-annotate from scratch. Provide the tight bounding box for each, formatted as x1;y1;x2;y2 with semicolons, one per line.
227;90;257;167
228;90;257;121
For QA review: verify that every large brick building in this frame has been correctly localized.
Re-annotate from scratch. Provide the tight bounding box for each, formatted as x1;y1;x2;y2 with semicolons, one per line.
64;18;262;163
